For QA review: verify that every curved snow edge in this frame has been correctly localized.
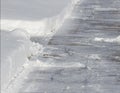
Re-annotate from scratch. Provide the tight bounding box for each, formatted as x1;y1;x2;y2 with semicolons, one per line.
1;29;32;92
1;0;80;92
1;0;80;39
34;0;81;42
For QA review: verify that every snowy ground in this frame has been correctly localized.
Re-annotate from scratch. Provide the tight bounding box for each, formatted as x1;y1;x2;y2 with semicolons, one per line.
1;0;79;92
1;0;120;93
1;0;79;37
1;29;31;90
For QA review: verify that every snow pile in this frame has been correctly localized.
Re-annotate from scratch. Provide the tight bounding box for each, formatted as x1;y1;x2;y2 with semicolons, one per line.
40;0;81;39
1;0;80;38
94;36;120;44
1;0;80;92
1;20;47;36
1;29;32;91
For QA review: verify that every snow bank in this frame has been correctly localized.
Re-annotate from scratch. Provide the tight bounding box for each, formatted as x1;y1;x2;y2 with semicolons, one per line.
1;29;32;91
1;0;80;92
1;0;80;38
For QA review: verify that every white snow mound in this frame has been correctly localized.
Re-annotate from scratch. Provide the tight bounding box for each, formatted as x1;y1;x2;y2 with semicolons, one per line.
1;29;32;91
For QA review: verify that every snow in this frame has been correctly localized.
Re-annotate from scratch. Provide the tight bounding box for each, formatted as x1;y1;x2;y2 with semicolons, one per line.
94;36;120;44
94;7;118;11
1;0;79;37
1;29;32;91
1;0;80;92
2;0;120;93
1;29;44;92
33;60;86;68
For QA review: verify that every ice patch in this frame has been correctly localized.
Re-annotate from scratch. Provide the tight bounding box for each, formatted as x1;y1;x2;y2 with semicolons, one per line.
88;54;101;60
33;60;86;69
94;36;120;44
94;7;118;11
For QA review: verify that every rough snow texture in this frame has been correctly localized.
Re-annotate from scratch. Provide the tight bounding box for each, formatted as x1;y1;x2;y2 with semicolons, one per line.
1;29;32;91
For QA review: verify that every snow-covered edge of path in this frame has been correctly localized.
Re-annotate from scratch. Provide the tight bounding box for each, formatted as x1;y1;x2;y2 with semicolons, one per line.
1;0;80;92
1;0;80;38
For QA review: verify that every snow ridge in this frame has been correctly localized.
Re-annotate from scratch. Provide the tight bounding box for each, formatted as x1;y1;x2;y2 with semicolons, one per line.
1;0;81;93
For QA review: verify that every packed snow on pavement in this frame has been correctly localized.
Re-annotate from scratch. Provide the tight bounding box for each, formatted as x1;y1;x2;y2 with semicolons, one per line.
1;0;80;92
